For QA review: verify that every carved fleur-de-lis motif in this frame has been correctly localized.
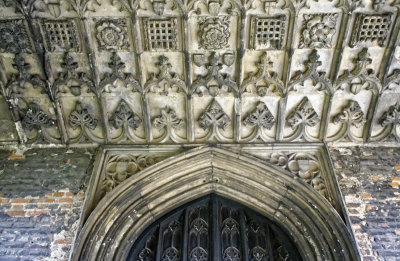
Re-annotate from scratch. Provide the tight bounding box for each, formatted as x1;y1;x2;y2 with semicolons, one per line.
336;48;380;94
287;97;319;129
100;52;141;94
54;53;95;97
145;56;186;95
333;100;365;128
192;52;238;97
242;53;283;96
22;103;54;131
380;102;400;127
153;107;183;130
69;101;98;130
12;53;33;81
110;100;141;130
108;52;126;78
198;99;231;130
244;102;275;130
288;50;331;93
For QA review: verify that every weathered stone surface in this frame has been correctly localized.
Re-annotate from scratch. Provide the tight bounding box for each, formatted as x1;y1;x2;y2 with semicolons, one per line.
0;0;399;145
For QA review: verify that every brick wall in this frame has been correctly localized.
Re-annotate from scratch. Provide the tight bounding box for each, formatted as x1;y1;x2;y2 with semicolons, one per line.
0;148;95;261
1;146;399;260
330;146;400;261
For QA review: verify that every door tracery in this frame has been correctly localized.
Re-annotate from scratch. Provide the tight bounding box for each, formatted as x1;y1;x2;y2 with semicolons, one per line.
128;195;301;261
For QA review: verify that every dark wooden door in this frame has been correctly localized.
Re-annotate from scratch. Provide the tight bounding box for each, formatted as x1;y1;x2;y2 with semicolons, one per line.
127;194;302;261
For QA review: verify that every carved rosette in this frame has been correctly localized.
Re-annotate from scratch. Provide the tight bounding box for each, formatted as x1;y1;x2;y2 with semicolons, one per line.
101;154;158;194
268;152;332;202
95;19;129;50
299;13;338;49
0;19;32;53
199;17;230;50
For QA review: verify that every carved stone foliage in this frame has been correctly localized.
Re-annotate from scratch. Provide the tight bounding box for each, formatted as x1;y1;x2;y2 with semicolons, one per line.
242;53;283;96
192;52;237;97
377;102;400;141
0;19;33;53
286;97;320;141
4;54;61;144
1;0;400;145
199;16;230;50
95;19;130;50
350;13;392;47
198;99;230;131
21;102;59;143
100;53;144;143
268;152;331;202
244;101;275;130
68;101;101;143
331;100;366;142
250;15;286;50
242;101;275;141
145;55;186;95
153;107;185;143
101;154;159;193
21;104;53;129
40;19;81;52
110;100;141;130
299;13;338;49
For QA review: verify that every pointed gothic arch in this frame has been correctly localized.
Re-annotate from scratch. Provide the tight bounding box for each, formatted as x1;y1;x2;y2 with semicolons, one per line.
72;147;360;261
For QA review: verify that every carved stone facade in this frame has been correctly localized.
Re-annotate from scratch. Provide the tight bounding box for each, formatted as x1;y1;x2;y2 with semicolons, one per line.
0;0;399;145
1;1;400;260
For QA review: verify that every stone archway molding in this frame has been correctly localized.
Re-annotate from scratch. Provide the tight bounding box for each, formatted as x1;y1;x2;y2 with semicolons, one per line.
71;146;361;261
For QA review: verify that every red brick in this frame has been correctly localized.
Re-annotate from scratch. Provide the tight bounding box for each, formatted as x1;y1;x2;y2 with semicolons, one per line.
54;239;71;245
53;192;64;197
360;193;371;199
6;211;25;216
59;198;73;203
0;199;9;204
12;198;30;203
11;205;23;209
26;210;49;216
8;155;24;160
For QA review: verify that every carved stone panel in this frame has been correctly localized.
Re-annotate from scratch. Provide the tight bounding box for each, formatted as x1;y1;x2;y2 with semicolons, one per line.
40;19;81;52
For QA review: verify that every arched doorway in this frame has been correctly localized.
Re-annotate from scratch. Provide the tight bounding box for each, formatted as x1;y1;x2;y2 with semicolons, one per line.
72;147;360;261
128;194;301;261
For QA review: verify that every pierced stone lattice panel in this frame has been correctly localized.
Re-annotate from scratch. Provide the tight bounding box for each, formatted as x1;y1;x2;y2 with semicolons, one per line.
40;19;81;52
